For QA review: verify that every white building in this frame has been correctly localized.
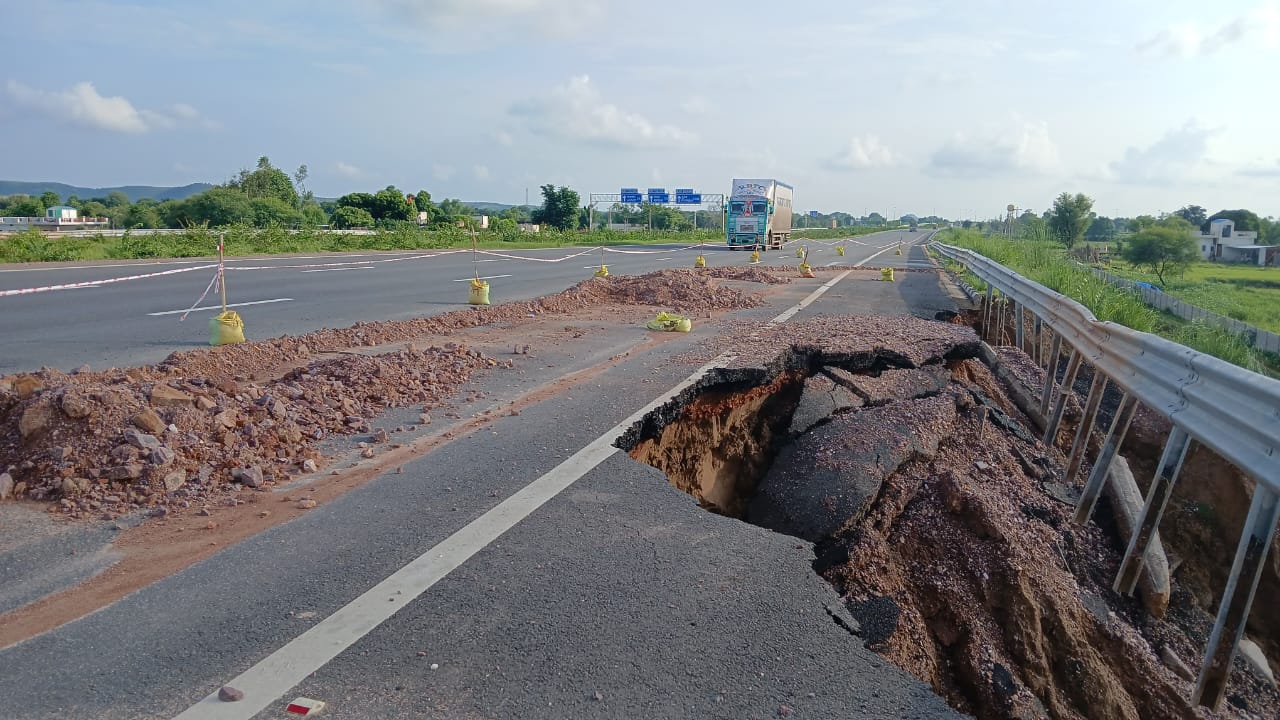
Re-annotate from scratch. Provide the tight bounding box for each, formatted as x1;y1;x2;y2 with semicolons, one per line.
0;205;110;232
1192;219;1273;266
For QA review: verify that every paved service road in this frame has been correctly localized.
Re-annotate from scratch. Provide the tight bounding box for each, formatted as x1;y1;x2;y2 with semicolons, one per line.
0;231;928;373
0;237;967;719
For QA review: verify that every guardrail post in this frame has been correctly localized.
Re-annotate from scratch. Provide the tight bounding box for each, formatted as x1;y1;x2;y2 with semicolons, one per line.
1193;486;1280;710
1044;350;1083;446
983;286;994;342
1074;393;1138;523
997;296;1008;345
1032;315;1043;365
1064;372;1107;485
1040;334;1063;417
1014;302;1025;351
1115;427;1191;595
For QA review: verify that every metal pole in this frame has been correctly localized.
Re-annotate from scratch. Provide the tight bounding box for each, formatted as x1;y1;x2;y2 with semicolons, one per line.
1014;302;1025;351
1039;333;1063;417
1064;372;1107;486
1044;350;1083;445
1115;427;1191;595
218;233;227;313
1194;487;1280;709
1074;393;1138;524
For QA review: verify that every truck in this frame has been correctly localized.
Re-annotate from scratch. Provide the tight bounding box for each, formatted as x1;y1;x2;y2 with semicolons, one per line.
726;179;793;251
909;220;918;232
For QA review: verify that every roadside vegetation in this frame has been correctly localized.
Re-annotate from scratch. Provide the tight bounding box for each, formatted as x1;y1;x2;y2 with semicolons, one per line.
938;228;1278;376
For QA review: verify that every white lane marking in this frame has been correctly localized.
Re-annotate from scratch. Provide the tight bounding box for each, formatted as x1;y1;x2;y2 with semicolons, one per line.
474;259;502;263
170;272;854;720
147;298;293;316
300;266;374;274
450;274;512;282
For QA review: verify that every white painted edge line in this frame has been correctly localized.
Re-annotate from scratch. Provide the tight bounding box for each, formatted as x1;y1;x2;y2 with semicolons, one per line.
450;274;512;282
300;266;374;274
147;298;293;317
170;270;855;720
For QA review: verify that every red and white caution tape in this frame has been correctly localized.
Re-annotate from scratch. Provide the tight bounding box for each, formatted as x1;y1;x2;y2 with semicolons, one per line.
225;251;463;271
472;247;600;263
0;263;219;297
600;243;706;255
178;268;223;321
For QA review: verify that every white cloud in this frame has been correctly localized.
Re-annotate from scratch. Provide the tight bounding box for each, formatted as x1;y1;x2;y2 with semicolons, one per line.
366;0;602;38
473;164;491;181
1137;4;1280;57
827;135;897;170
1238;159;1280;178
928;120;1059;177
335;161;363;178
510;75;696;149
433;163;455;180
5;80;217;134
494;130;514;147
681;95;712;115
1108;122;1216;185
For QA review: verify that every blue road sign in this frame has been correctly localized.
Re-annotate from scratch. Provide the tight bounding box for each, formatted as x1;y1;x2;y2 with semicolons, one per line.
809;210;820;217
621;192;643;203
647;188;669;204
675;193;702;204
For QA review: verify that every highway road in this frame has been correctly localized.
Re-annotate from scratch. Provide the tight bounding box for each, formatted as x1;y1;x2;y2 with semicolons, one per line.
0;230;931;374
0;233;967;719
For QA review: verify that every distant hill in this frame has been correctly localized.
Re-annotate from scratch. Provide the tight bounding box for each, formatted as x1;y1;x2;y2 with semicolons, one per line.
0;181;214;202
465;201;526;212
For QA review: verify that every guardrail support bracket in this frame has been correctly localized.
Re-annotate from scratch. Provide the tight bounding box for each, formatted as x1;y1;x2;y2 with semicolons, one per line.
1074;393;1138;524
1193;487;1280;709
1115;427;1191;595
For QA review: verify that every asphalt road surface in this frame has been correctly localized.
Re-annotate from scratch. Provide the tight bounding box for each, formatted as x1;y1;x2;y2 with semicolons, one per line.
0;230;932;373
0;233;968;719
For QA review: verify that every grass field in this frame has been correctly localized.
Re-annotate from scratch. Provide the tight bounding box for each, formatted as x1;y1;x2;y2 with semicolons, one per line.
1103;261;1280;333
938;229;1278;376
0;225;726;264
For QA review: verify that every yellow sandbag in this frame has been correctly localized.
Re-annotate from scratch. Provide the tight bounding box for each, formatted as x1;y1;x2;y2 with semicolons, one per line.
646;311;692;333
895;245;903;256
693;255;706;269
469;278;490;305
836;245;845;256
209;310;245;346
799;262;816;279
795;246;805;258
594;265;609;278
881;267;895;282
749;250;760;264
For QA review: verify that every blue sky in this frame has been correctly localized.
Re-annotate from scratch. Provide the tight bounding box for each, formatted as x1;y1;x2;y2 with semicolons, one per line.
2;0;1278;219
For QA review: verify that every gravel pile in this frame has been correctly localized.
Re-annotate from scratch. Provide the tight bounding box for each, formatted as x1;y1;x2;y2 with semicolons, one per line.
0;270;770;519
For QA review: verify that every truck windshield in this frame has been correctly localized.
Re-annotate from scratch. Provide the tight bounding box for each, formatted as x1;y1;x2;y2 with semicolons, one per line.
730;202;745;213
751;202;767;214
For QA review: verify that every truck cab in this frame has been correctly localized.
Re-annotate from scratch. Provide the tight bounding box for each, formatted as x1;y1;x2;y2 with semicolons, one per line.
726;179;792;251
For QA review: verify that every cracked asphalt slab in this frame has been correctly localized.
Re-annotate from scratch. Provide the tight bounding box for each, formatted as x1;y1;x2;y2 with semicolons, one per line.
0;235;965;719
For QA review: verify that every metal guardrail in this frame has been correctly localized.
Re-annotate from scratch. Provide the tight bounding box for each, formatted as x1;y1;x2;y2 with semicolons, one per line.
931;240;1280;710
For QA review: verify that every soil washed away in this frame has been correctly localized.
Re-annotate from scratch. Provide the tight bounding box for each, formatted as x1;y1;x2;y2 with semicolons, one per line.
620;330;1280;720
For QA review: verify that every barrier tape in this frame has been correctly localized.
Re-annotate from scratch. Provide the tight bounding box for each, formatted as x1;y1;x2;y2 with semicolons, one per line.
0;263;219;297
225;251;463;271
179;268;224;321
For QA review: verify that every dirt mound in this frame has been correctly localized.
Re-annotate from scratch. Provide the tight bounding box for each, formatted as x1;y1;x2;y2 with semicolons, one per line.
0;270;765;518
703;266;793;284
0;344;493;519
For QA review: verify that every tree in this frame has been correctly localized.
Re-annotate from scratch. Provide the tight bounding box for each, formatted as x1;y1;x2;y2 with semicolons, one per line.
293;165;310;204
331;206;374;229
335;192;375;214
1122;225;1198;286
9;196;44;217
1048;192;1095;248
1174;205;1207;227
228;156;299;206
1016;213;1048;241
412;190;435;224
531;185;581;231
865;212;886;225
1129;215;1156;233
123;201;161;228
436;198;467;225
249;197;304;227
39;191;61;209
1205;209;1262;233
370;186;415;222
105;191;131;209
183;187;253;227
300;203;329;227
1085;216;1116;242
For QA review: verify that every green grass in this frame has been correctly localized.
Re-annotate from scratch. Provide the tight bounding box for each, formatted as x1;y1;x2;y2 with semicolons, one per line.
940;229;1277;376
1103;261;1280;333
0;225;726;264
792;226;898;240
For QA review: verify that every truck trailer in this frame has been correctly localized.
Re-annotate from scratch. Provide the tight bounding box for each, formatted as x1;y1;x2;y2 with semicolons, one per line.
726;179;793;251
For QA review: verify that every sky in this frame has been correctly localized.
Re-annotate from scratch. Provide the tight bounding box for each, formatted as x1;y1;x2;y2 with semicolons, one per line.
2;0;1279;220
